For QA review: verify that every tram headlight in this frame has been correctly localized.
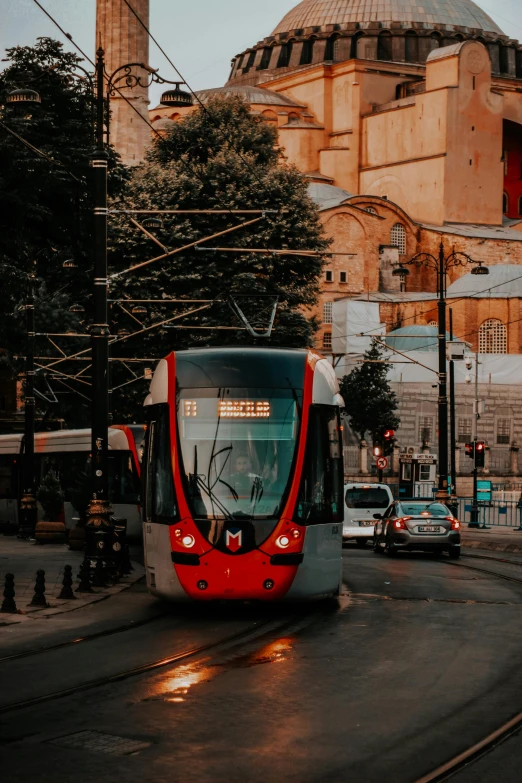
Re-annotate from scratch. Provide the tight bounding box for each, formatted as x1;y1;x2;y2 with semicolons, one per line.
182;534;195;548
276;535;290;549
291;528;301;540
174;529;182;539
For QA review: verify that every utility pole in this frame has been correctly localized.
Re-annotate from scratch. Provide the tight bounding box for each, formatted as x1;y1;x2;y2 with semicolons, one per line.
469;353;480;528
86;47;112;531
449;309;457;507
437;242;449;501
19;262;37;539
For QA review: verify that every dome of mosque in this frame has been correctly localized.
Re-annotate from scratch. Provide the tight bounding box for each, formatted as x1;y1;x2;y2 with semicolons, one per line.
386;325;450;353
273;0;503;36
447;265;522;298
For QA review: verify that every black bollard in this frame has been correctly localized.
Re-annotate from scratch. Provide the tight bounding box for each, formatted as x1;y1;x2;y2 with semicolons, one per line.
29;569;49;607
1;573;17;613
76;557;94;593
57;565;77;600
92;558;107;588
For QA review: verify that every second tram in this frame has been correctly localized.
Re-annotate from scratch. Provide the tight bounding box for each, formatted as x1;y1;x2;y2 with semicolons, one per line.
143;347;344;601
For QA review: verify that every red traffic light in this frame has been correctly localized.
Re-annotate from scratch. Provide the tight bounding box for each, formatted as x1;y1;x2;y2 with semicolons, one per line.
383;430;395;441
465;442;474;458
476;441;485;451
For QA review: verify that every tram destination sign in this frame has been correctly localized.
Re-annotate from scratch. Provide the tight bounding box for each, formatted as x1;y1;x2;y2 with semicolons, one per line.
183;400;271;418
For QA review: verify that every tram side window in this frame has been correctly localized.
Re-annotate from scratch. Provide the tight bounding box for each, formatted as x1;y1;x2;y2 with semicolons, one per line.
144;404;177;524
295;405;343;525
0;456;18;499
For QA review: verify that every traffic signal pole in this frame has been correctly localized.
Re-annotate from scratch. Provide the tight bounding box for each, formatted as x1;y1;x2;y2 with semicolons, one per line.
469;354;480;528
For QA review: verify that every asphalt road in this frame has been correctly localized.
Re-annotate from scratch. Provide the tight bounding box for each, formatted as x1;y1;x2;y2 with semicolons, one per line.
1;547;522;783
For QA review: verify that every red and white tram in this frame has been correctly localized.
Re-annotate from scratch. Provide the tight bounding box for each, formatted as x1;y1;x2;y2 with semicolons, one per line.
143;348;344;601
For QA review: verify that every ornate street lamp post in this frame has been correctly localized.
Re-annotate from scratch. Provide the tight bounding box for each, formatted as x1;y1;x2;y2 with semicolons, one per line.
393;242;489;501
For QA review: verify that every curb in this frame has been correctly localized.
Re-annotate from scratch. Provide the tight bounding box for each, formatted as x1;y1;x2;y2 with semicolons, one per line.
462;539;522;556
0;565;145;627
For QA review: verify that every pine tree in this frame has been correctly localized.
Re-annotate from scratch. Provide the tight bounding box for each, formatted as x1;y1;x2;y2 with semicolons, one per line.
108;96;330;417
340;340;400;444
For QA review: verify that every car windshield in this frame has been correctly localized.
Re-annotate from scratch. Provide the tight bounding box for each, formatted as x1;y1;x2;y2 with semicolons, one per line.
177;387;299;521
346;487;390;509
398;502;450;517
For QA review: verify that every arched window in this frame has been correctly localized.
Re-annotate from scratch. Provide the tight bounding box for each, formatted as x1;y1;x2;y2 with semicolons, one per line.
479;319;507;354
517;51;522;80
428;320;437;328
261;110;277;124
351;32;365;59
365;207;378;215
390;223;406;255
500;45;510;75
243;50;256;73
503;192;509;214
430;33;441;51
287;113;300;125
325;35;340;62
169;113;180;121
300;37;316;66
378;31;393;62
278;41;294;68
259;47;271;70
405;32;419;64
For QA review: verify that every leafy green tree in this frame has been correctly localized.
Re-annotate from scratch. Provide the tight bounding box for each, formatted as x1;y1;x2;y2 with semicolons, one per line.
0;38;127;427
108;96;329;417
340;340;400;444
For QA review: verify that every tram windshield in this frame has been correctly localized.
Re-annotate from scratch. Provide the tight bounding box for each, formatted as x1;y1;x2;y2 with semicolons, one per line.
178;388;300;521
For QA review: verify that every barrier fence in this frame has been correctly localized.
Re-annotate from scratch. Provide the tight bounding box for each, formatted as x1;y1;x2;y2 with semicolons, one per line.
457;498;522;529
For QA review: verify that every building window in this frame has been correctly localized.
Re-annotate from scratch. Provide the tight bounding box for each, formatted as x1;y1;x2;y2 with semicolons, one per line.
405;32;419;63
377;31;393;62
287;113;300;125
458;418;473;443
390;223;406;255
259;47;271;70
323;302;333;324
479;319;507;354
323;332;332;351
300;38;315;66
243;50;256;73
419;417;434;444
365;207;378;215
278;41;293;68
428;320;437;328
503;192;509;214
325;269;334;282
340;271;347;284
497;418;511;444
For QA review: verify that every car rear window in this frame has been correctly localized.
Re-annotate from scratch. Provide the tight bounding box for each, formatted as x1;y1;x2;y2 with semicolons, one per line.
398;502;450;517
345;488;390;509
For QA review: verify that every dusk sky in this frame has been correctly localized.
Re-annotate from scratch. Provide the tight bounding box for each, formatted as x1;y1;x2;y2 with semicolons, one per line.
2;0;521;105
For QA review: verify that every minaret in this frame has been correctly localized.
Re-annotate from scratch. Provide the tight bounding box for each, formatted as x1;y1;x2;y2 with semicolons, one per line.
96;0;150;165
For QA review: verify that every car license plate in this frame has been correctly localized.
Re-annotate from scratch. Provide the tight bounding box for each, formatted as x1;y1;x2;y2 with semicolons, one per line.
359;520;374;527
418;526;441;533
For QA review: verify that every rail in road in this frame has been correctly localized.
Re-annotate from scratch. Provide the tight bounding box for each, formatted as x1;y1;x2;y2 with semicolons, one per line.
413;551;522;783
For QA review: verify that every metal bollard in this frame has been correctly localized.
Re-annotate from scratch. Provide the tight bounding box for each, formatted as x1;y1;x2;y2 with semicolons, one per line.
1;573;17;613
516;499;522;532
76;557;94;593
57;565;77;600
30;569;49;607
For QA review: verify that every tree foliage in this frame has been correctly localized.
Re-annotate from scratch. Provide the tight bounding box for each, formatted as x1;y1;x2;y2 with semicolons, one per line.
0;38;127;427
340;340;400;443
109;96;329;418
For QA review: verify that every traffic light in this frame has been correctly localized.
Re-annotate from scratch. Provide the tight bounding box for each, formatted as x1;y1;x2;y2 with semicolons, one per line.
383;429;395;456
465;442;475;459
475;441;486;468
373;445;382;458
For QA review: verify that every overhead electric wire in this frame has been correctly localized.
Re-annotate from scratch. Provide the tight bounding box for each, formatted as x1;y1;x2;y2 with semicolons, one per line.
0;118;82;182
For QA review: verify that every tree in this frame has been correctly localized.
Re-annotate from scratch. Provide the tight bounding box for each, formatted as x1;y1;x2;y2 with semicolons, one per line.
0;38;127;428
108;96;329;417
340;340;400;444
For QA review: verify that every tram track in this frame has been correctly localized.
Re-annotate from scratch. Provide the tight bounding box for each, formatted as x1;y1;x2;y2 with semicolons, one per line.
410;552;522;782
0;610;309;716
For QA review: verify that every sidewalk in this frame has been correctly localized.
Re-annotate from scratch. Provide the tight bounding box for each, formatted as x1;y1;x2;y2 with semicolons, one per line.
0;537;145;626
461;526;522;555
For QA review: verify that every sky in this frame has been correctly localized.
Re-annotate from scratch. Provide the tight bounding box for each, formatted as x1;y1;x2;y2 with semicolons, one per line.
2;0;522;106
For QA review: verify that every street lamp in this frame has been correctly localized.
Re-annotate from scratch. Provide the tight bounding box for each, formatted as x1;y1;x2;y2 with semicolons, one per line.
393;242;488;501
18;262;37;539
88;48;193;531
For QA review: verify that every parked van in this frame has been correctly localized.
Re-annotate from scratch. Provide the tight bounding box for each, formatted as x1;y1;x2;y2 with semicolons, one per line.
343;483;394;546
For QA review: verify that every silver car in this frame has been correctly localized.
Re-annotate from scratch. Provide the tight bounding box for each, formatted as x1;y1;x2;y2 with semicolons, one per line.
373;500;461;558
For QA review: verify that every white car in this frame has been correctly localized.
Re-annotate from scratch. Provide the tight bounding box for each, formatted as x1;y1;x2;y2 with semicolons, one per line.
343;483;394;547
